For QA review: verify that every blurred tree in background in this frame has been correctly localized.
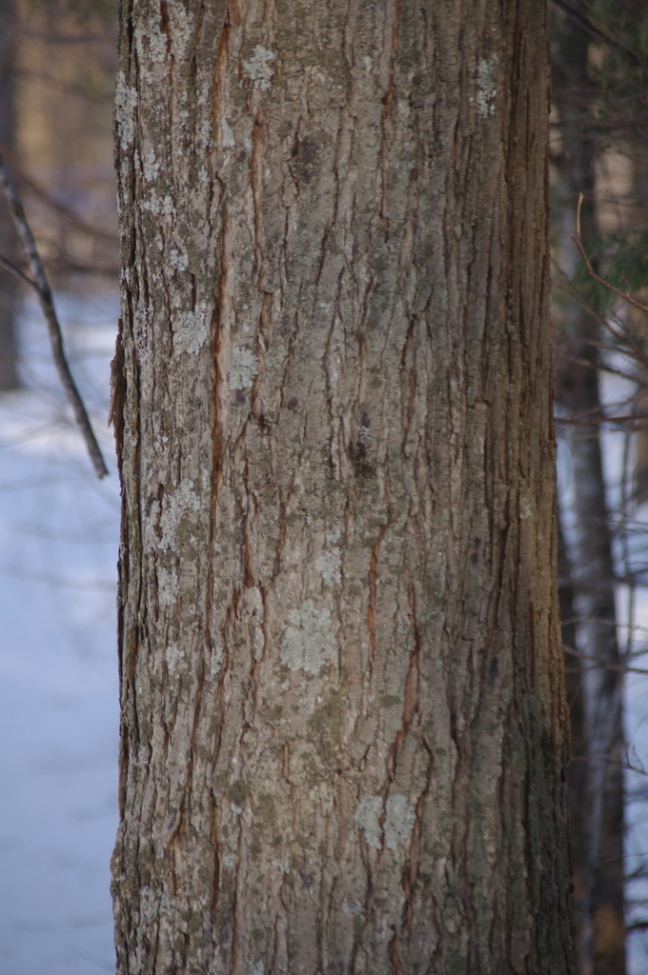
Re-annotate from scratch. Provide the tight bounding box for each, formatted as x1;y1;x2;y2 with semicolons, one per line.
0;0;20;389
551;2;648;973
0;0;117;391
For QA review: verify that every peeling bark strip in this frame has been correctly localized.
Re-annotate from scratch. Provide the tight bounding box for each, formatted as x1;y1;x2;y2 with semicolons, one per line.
112;2;575;974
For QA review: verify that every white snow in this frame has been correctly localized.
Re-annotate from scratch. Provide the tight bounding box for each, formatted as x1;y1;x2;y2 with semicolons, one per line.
0;292;120;974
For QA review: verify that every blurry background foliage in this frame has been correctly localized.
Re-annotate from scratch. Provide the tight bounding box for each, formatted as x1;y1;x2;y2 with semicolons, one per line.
551;2;648;974
4;0;117;291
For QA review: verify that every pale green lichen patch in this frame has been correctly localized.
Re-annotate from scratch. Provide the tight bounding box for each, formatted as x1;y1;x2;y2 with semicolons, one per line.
157;566;179;607
142;149;161;182
355;794;415;851
358;423;372;451
315;548;341;586
476;55;499;117
519;497;532;520
159;479;202;548
221;117;236;148
209;640;224;676
281;600;336;674
142;194;175;217
229;348;258;391
164;642;184;672
355;797;383;849
115;72;138;148
134;20;167;66
174;302;210;355
342;901;363;915
169;249;188;271
243;46;276;91
384;795;416;850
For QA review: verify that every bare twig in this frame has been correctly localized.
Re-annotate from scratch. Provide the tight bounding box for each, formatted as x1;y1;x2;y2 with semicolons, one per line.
0;153;109;479
0;253;36;288
555;413;648;427
553;251;648;369
0;143;118;244
563;646;648;676
551;0;645;70
572;193;648;316
13;27;115;44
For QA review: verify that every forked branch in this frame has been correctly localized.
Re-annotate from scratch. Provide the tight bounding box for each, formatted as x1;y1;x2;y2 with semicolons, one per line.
572;192;648;317
0;153;109;479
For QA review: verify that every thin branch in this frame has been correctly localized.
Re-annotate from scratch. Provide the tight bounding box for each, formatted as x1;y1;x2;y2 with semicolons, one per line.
40;257;120;278
13;27;115;44
0;252;37;288
551;0;645;69
0;564;115;592
552;252;648;369
563;646;648;675
555;413;648;427
572;193;648;316
0;143;118;244
0;153;109;479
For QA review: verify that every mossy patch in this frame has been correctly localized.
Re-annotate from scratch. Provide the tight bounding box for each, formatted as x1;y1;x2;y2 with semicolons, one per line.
307;690;342;762
255;792;277;826
228;780;249;806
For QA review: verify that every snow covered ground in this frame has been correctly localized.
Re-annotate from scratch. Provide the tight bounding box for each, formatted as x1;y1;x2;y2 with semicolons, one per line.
0;292;120;974
0;292;647;973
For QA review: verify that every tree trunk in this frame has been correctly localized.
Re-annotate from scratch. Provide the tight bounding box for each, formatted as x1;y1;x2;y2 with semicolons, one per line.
558;511;588;962
111;2;575;973
552;7;626;974
0;0;19;391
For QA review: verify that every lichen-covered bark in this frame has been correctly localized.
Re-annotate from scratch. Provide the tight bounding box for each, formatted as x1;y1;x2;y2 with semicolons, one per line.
112;2;575;973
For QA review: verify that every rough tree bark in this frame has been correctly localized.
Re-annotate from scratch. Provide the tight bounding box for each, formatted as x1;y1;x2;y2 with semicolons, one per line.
111;2;575;973
552;7;626;974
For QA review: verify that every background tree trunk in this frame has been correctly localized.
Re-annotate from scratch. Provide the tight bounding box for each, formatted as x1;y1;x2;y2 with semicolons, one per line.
559;513;588;967
0;0;20;391
552;7;626;974
111;2;575;972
